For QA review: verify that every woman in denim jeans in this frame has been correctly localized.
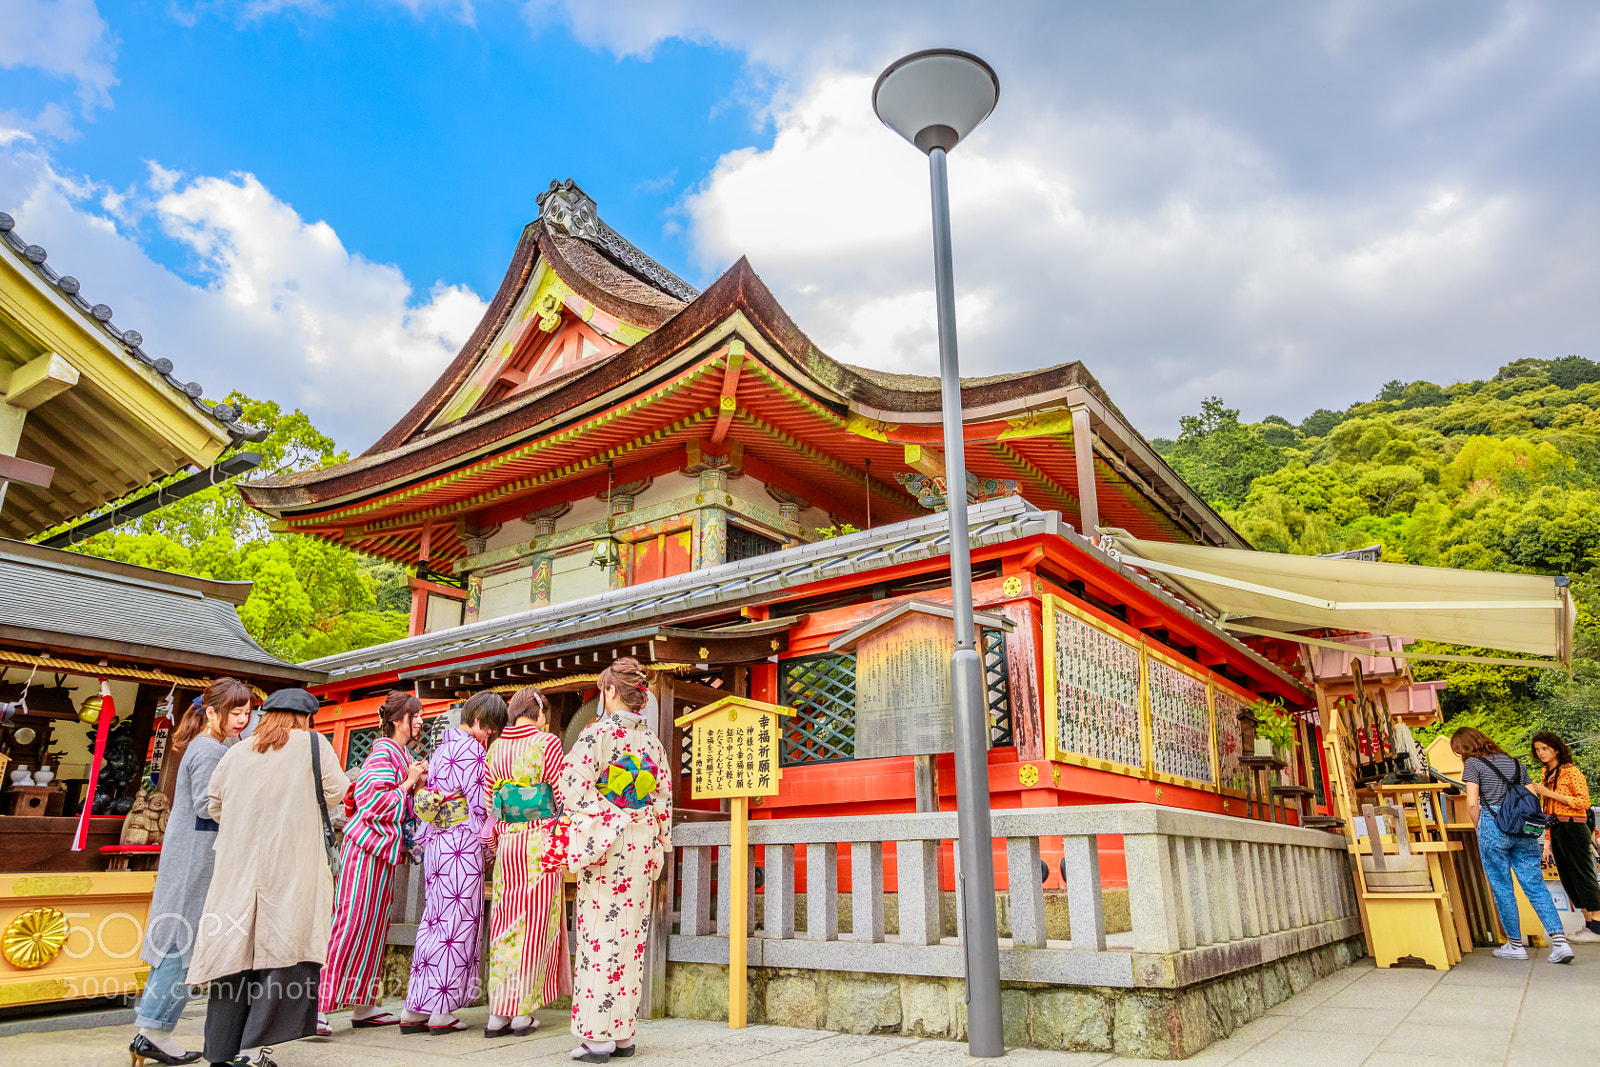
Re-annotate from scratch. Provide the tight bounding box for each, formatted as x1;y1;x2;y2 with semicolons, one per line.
130;678;253;1066
1451;727;1573;964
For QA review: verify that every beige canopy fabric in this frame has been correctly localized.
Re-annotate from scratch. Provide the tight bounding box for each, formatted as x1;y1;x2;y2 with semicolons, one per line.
1106;534;1575;661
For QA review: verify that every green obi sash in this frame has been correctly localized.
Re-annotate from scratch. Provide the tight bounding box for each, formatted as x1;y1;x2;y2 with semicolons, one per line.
492;778;557;824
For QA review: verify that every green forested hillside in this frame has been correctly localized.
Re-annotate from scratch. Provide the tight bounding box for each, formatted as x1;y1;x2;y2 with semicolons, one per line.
1153;356;1600;777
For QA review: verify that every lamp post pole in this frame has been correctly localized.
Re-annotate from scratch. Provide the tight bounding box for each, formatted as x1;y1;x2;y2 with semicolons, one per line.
871;49;1004;1056
927;143;1004;1059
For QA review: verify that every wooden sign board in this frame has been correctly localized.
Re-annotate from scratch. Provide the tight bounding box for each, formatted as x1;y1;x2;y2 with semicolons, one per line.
672;695;794;1031
676;696;792;800
829;600;1010;760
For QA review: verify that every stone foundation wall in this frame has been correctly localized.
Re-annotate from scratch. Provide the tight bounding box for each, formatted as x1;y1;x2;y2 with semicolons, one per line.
665;936;1366;1059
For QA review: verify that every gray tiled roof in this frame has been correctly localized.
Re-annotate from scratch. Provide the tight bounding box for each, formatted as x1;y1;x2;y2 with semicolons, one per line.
303;496;1307;697
0;211;260;440
0;541;322;684
305;497;1053;679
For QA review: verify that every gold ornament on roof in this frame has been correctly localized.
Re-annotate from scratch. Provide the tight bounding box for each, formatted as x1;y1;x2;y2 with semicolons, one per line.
3;907;70;969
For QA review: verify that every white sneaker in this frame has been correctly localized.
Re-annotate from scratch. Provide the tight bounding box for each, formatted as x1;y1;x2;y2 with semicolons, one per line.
1549;942;1575;964
1570;927;1600;943
1493;943;1529;960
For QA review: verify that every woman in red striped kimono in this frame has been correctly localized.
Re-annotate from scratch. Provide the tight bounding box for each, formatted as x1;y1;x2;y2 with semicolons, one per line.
480;686;567;1037
317;691;428;1034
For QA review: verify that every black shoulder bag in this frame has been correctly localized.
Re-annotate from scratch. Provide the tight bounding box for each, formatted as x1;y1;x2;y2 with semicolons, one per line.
310;732;340;871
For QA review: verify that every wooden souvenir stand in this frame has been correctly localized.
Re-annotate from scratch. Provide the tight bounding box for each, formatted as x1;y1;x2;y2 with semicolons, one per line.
1319;659;1471;968
673;695;792;1029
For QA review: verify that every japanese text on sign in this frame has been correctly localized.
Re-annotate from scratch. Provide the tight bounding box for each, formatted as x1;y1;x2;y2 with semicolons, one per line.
689;707;782;799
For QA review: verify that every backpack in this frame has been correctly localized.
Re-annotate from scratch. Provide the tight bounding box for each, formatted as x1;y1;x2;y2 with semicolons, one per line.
1476;755;1548;838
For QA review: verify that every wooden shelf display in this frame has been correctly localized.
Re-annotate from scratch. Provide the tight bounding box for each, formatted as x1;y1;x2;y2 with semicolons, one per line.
1320;669;1473;970
1041;594;1289;803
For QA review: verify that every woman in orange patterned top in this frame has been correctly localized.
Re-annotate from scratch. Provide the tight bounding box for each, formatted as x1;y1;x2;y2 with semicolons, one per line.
1528;732;1600;942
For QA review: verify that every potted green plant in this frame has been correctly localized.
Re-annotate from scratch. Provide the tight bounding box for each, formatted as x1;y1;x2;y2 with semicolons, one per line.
1250;699;1298;760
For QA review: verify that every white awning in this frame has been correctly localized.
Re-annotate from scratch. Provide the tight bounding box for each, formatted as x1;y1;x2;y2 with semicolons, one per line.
1105;534;1575;663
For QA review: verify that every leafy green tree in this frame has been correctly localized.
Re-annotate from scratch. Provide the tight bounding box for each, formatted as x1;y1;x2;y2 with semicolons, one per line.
55;394;407;662
1155;397;1285;509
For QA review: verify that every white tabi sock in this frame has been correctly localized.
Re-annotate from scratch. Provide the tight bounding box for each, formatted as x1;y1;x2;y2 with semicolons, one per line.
138;1028;186;1056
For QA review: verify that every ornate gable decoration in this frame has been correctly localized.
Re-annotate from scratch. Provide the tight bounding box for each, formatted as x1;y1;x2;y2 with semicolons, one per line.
536;179;699;303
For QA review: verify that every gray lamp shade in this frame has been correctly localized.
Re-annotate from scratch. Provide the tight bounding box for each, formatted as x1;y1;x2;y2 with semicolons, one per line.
872;49;1000;154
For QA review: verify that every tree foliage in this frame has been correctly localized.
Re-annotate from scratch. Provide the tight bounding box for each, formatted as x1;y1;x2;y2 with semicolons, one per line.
50;394;407;663
1158;355;1600;761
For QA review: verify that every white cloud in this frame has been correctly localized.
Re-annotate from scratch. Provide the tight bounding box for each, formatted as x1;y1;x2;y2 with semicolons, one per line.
545;1;1600;433
0;134;485;447
0;0;117;120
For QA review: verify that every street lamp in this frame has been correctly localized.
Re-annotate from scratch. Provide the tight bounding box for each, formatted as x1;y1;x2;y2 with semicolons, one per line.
873;49;1004;1060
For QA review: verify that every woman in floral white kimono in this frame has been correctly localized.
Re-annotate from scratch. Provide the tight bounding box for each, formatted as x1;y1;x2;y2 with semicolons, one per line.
481;686;568;1037
557;657;672;1063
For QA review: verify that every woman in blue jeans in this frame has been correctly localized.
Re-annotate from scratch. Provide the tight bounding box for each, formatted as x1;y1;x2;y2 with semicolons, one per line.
130;679;253;1066
1451;727;1573;964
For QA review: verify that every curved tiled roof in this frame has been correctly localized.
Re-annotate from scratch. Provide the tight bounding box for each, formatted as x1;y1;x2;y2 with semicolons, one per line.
0;538;322;685
0;212;262;441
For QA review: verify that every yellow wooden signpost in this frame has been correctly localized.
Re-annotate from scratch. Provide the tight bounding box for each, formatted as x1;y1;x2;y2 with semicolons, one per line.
674;695;792;1029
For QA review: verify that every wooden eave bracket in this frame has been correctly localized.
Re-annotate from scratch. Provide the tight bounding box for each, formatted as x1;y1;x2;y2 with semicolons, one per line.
2;352;80;410
709;339;746;445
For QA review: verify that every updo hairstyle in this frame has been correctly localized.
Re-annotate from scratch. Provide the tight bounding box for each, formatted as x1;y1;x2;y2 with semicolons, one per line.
379;690;423;737
598;656;649;712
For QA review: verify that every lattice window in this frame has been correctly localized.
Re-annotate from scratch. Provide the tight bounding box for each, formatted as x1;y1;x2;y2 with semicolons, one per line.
780;653;857;765
344;726;379;771
727;525;783;563
1147;657;1213;784
984;629;1013;747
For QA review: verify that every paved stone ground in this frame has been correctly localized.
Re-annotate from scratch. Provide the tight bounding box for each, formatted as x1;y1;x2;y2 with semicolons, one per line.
6;943;1597;1066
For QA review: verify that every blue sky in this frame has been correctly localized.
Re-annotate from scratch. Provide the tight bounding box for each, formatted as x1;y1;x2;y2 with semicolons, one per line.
4;2;1598;451
5;2;756;296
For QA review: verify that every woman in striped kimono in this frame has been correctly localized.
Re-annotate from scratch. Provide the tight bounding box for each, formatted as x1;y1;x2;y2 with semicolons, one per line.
397;691;508;1035
317;691;428;1034
561;657;672;1063
481;686;567;1037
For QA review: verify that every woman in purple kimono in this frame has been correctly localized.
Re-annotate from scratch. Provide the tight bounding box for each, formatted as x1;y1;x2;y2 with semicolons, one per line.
398;692;509;1034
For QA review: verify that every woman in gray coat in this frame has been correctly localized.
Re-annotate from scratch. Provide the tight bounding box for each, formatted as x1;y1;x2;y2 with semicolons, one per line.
130;678;253;1067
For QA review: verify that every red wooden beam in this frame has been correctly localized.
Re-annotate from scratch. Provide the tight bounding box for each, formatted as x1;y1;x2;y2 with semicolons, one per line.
0;453;54;489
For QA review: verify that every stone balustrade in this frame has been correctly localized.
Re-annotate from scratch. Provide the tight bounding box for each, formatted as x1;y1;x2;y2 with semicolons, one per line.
670;803;1359;990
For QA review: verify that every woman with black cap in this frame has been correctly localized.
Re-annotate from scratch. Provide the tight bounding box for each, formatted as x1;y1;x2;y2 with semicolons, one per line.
187;688;349;1067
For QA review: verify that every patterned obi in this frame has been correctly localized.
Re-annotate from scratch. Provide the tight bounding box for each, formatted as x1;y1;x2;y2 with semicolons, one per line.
597;752;661;811
492;778;559;827
414;789;469;830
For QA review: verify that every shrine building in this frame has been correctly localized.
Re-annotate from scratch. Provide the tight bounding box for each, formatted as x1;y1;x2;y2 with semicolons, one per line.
239;179;1327;872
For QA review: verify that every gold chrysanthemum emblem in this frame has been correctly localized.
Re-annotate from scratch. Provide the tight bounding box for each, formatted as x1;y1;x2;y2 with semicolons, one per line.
3;907;70;969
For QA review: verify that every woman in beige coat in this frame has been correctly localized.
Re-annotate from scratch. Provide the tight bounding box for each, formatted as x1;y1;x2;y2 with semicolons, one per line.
188;688;349;1066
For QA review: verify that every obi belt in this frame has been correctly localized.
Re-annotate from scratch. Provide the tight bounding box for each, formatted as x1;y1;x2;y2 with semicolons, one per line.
597;752;661;811
491;779;559;826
